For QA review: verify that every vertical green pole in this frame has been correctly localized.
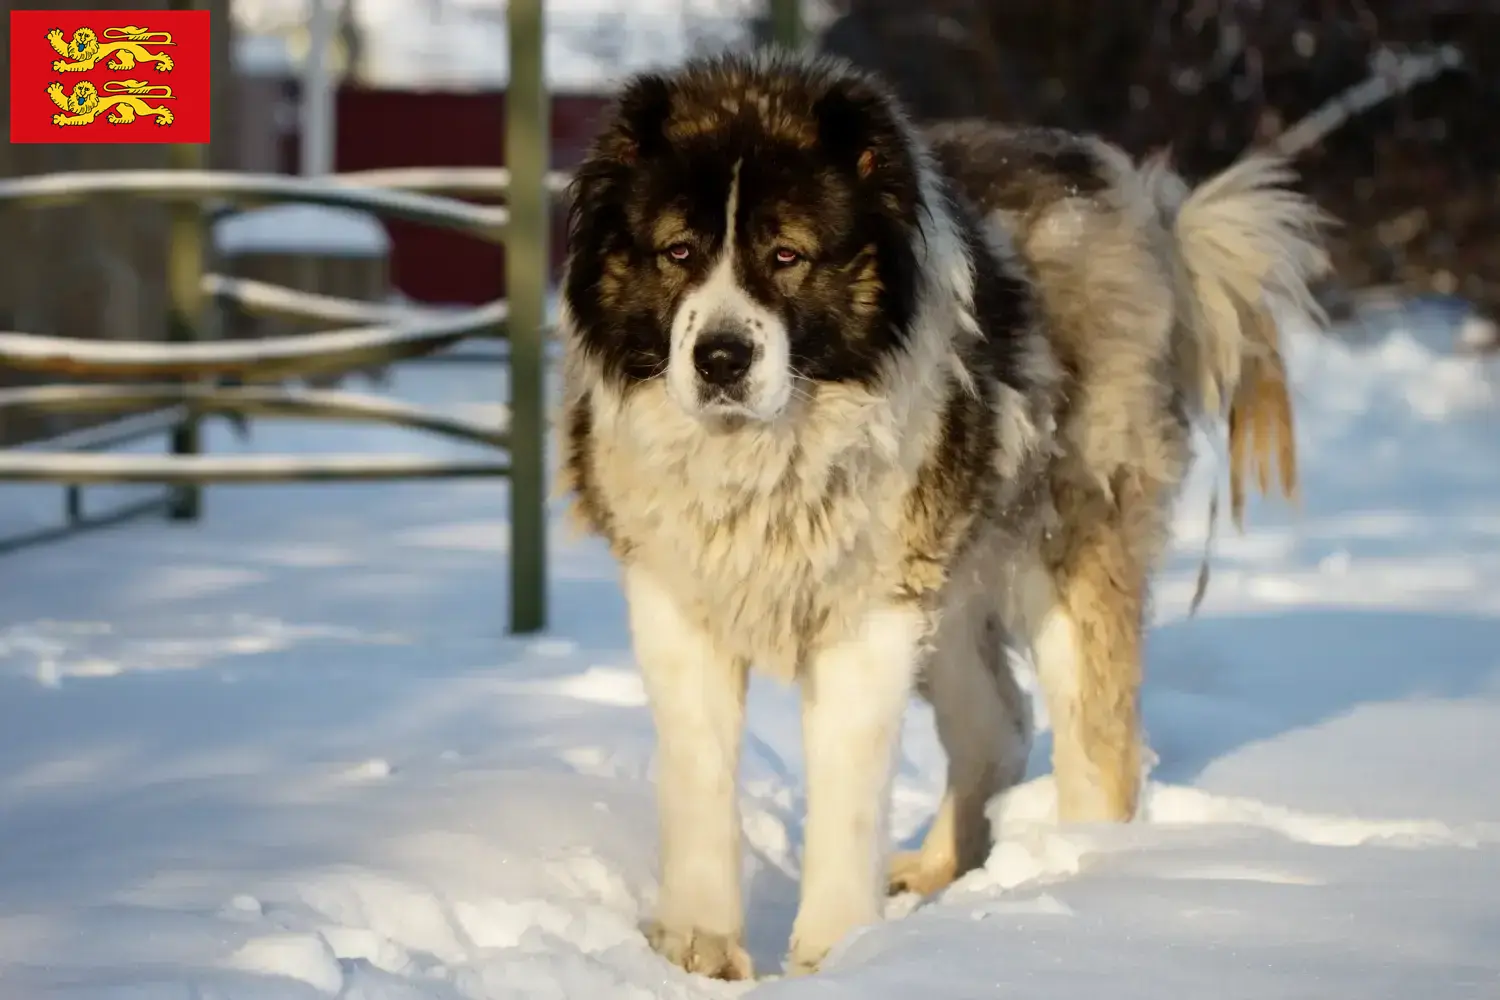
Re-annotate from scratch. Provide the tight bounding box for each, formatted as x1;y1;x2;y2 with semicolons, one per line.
768;0;803;50
507;0;548;633
166;0;204;521
166;145;205;521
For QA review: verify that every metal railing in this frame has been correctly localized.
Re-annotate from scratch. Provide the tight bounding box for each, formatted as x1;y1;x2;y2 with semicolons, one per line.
0;0;809;633
0;0;553;634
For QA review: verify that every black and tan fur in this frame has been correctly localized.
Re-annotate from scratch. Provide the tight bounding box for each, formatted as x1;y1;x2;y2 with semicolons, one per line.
556;51;1328;980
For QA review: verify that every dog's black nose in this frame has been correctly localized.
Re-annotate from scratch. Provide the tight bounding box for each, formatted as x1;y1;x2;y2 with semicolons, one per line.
692;333;755;387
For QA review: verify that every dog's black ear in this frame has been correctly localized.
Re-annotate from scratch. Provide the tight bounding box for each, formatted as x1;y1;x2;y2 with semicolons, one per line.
566;73;673;250
812;78;911;184
603;72;673;166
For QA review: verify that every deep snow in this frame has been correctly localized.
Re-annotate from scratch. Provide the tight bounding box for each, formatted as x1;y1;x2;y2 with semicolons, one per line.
1;312;1499;998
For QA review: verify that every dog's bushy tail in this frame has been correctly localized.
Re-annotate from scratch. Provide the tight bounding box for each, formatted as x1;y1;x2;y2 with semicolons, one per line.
1143;152;1331;527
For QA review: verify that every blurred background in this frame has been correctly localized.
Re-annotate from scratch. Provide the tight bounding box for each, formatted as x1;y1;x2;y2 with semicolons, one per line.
1;0;1496;444
5;9;1500;991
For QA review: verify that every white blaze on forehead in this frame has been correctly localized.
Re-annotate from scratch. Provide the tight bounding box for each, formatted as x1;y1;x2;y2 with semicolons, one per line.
666;158;793;420
724;158;741;244
672;160;758;345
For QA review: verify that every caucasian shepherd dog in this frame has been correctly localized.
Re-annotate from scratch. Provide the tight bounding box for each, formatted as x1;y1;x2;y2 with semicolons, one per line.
556;51;1328;979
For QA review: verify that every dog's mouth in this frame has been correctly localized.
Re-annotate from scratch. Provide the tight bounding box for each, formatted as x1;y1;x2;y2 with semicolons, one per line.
694;381;755;413
691;376;808;428
695;395;758;425
671;370;796;428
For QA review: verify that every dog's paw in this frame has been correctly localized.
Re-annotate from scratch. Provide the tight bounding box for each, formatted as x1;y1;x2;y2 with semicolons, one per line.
644;920;753;981
886;849;958;898
785;937;831;978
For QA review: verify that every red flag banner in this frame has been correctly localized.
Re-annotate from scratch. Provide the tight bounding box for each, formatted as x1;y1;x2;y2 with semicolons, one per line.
8;8;211;144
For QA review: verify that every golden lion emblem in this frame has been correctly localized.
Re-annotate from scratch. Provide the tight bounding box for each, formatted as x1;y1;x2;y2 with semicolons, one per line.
47;26;175;73
48;80;175;127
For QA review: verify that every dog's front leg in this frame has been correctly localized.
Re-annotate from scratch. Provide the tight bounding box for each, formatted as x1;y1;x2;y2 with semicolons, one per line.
624;565;753;981
789;602;928;975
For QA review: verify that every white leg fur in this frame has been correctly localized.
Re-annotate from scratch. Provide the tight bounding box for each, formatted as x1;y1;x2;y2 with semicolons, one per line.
790;603;928;975
888;789;959;896
625;565;754;980
890;605;1029;895
1021;570;1121;823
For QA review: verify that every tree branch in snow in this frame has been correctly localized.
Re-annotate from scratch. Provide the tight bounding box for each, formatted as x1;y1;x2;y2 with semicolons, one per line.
1270;45;1465;159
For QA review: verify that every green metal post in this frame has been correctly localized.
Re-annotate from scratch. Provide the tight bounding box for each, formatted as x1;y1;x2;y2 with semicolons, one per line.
166;0;204;521
506;0;549;633
166;142;205;521
768;0;803;50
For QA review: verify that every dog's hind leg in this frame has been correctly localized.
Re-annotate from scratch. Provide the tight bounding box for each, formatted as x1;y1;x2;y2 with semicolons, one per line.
625;565;754;982
889;604;1030;897
1028;479;1164;823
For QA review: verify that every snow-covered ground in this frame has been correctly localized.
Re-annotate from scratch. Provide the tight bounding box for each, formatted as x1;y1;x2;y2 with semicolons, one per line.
2;313;1499;998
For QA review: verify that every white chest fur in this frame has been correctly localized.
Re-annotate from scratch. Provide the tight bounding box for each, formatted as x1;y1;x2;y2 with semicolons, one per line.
587;379;935;681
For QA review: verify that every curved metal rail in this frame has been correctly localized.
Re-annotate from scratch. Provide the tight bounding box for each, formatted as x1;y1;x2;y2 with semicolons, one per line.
201;273;422;326
332;166;575;199
0;0;569;632
0;171;508;242
0;384;510;450
0;453;509;485
0;299;506;380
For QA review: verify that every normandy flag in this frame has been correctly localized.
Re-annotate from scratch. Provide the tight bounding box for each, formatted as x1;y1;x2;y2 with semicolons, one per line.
9;8;212;144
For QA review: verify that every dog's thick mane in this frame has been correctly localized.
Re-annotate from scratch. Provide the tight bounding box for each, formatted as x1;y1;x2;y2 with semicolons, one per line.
558;52;1056;679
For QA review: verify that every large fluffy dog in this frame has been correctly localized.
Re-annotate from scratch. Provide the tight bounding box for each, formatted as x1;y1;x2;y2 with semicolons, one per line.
557;51;1327;979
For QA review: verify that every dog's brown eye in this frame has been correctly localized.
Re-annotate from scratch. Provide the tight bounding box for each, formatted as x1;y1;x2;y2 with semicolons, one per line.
773;247;801;267
664;243;692;263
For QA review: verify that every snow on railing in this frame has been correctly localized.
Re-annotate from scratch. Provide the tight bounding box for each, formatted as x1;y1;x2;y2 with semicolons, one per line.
0;383;510;450
0;171;509;241
332;166;575;199
213;204;394;258
0;139;552;631
201;273;434;326
0;452;510;485
0;299;506;379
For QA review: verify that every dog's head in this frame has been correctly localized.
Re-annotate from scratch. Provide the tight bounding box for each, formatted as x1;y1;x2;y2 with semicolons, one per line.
563;52;929;425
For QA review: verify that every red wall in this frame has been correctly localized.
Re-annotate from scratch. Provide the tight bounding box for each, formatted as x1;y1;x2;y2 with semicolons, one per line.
285;87;611;305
